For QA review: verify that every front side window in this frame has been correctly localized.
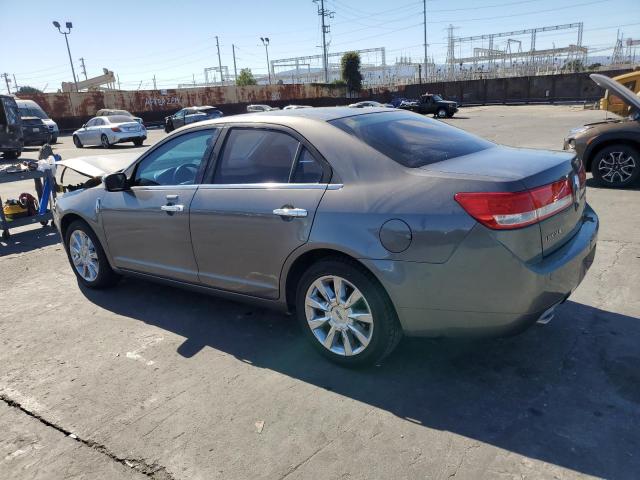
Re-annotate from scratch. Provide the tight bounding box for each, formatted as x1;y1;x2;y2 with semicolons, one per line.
214;128;299;184
330;111;493;168
134;129;219;186
85;118;97;127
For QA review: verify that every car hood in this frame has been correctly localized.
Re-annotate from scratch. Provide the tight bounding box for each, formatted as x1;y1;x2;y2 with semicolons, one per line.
57;152;139;178
439;100;457;105
591;73;640;111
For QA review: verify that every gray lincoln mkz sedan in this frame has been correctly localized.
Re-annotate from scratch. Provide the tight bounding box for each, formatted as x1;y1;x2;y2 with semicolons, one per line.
54;108;598;366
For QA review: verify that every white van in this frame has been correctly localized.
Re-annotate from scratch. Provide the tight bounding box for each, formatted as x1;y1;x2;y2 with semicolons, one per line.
15;99;59;143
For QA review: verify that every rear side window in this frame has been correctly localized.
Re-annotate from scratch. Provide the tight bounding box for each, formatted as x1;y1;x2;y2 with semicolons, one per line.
291;148;324;183
214;129;299;184
330;111;492;168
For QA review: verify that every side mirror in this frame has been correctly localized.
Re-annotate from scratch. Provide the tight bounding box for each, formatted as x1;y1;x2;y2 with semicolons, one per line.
103;172;129;192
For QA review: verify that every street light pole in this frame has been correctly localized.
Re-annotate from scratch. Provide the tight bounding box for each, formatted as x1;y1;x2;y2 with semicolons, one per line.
260;37;271;84
53;21;79;92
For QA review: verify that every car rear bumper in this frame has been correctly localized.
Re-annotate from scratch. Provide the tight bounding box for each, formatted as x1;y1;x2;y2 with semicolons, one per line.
362;204;598;337
108;131;146;144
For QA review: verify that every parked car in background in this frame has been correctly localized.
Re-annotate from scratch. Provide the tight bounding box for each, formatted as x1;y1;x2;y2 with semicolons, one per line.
283;105;313;110
164;106;223;132
96;109;143;125
399;93;458;118
246;104;278;113
72;115;147;149
20;116;50;146
564;74;640;188
348;101;393;108
0;95;23;159
16;99;59;143
55;107;597;366
598;69;640;117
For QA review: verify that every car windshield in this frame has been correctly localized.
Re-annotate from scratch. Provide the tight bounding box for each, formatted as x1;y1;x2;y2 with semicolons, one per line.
330;111;493;168
107;115;135;123
432;95;443;102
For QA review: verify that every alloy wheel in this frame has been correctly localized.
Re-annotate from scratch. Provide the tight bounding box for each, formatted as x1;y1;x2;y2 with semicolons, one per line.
69;230;99;282
598;151;636;184
304;275;374;356
101;135;110;148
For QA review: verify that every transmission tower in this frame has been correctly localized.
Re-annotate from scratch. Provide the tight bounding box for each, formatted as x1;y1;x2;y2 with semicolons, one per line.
314;0;334;83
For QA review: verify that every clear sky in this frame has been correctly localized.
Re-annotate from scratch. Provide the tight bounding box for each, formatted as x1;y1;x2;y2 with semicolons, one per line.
1;0;639;91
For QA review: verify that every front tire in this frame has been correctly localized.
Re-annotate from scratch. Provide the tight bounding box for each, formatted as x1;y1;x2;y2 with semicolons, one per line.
296;257;402;367
73;135;83;148
437;108;447;118
591;144;639;188
64;220;120;289
101;134;112;149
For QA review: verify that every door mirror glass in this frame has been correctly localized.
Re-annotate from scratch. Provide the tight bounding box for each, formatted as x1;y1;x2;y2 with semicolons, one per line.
104;172;129;191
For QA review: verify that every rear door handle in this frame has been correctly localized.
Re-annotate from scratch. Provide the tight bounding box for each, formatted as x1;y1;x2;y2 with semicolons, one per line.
273;207;307;218
161;204;184;213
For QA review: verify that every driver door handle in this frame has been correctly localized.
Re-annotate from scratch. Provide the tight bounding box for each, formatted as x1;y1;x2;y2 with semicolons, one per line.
273;207;307;218
161;204;184;213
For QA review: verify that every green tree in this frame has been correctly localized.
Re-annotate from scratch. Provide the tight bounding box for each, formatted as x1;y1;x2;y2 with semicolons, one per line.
17;85;42;94
341;51;363;91
587;62;602;71
236;68;257;86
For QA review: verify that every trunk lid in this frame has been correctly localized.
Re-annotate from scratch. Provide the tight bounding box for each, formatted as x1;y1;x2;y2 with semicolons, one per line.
424;145;585;256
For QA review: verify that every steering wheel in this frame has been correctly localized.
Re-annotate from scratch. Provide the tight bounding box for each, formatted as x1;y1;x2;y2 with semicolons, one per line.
174;163;199;184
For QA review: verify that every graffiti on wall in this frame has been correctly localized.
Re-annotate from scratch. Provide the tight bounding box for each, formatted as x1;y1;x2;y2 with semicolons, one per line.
144;96;181;108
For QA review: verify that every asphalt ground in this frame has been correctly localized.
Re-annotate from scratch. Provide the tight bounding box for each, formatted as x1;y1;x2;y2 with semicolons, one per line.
1;105;638;480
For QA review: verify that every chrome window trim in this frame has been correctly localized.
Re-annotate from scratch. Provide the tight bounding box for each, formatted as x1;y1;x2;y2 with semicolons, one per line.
131;185;200;191
197;183;343;191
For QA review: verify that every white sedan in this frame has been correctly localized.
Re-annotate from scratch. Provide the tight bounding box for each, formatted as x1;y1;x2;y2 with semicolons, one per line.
72;115;147;149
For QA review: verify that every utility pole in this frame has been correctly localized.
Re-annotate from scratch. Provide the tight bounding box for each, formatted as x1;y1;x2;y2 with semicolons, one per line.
79;57;87;80
260;37;271;84
12;74;18;92
422;0;428;81
153;75;157;90
232;44;238;83
52;21;79;91
215;36;224;85
315;0;334;83
117;74;121;90
1;73;11;94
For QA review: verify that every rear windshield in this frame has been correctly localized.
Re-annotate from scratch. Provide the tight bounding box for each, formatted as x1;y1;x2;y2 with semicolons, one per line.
107;115;134;123
330;111;492;168
19;107;48;119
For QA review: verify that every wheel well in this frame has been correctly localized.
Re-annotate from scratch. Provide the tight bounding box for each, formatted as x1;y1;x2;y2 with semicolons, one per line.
59;213;84;239
284;249;378;312
586;139;640;171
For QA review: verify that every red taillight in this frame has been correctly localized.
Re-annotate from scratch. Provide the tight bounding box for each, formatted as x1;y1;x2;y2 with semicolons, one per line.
578;161;587;188
455;178;573;230
111;127;121;132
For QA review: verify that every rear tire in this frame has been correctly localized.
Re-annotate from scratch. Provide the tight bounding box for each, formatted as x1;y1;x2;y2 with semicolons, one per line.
51;136;58;144
73;135;83;148
295;257;402;367
64;219;120;289
101;134;111;149
591;144;640;188
133;138;144;147
3;150;20;159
